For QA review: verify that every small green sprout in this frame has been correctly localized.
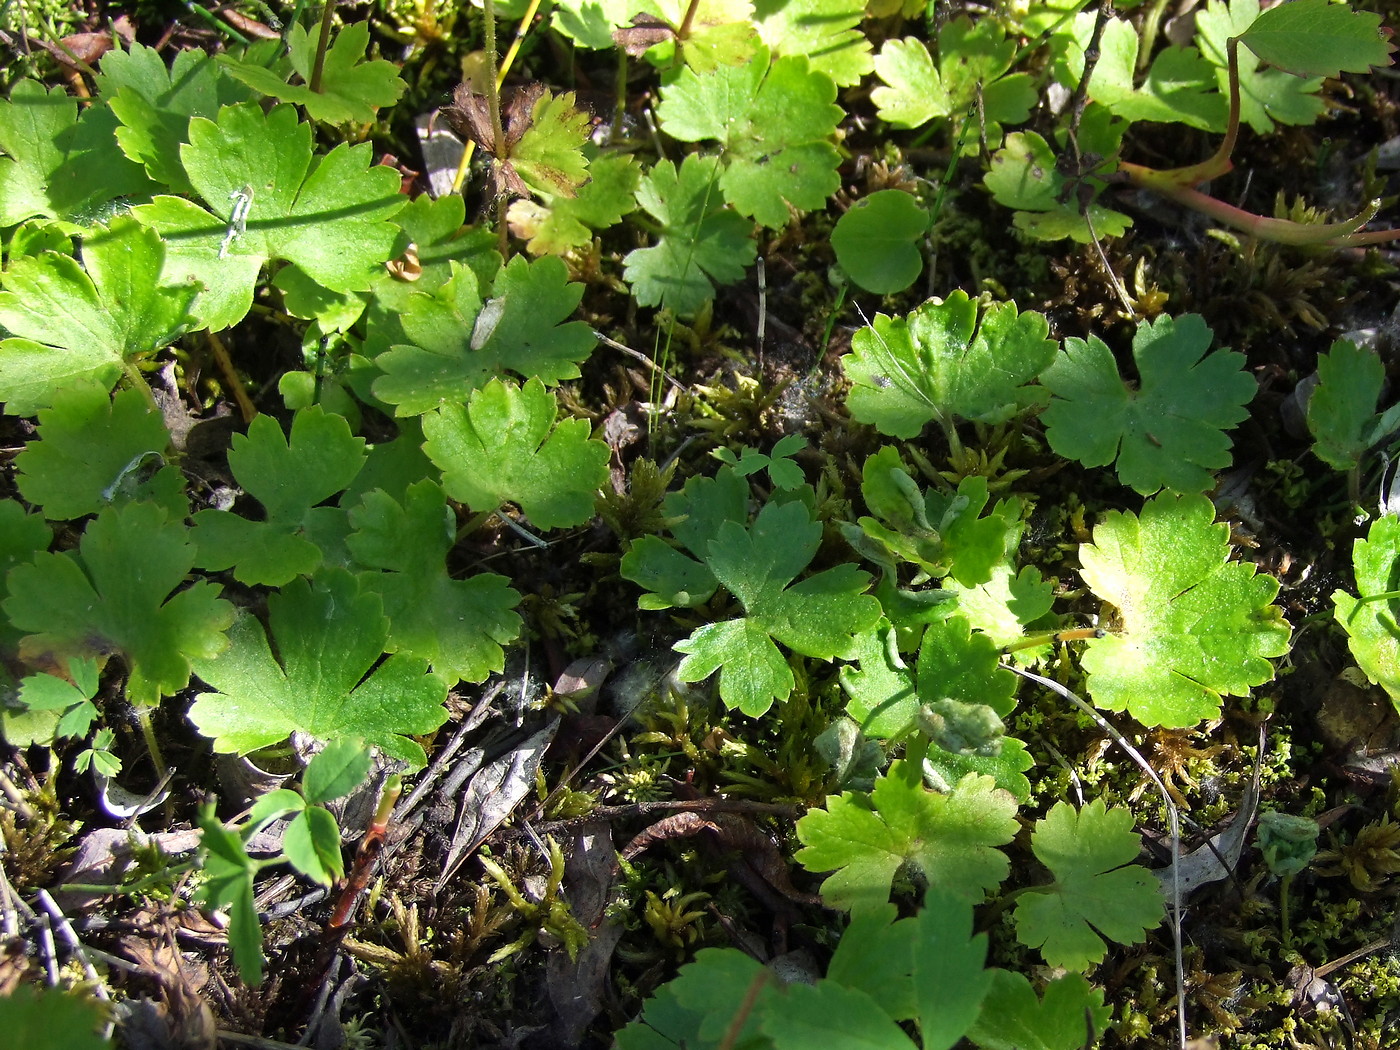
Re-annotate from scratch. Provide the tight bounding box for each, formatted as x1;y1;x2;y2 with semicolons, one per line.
1256;809;1319;950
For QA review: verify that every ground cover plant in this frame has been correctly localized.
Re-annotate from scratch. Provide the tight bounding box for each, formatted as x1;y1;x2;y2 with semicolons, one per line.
2;0;1400;1047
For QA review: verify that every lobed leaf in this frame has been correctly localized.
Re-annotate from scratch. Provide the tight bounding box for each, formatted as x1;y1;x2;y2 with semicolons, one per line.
1041;313;1255;494
4;502;233;706
0;218;197;415
188;570;448;767
1012;800;1164;969
843;291;1058;438
795;762;1018;912
423;376;610;531
1077;492;1291;726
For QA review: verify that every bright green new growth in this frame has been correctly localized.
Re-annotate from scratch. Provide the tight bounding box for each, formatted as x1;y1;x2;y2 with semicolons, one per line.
622;153;756;315
872;17;1035;148
831;190;929;295
1040;313;1255;494
710;433;807;490
348;480;522;684
1012;800;1164;970
845;449;1023;587
1334;515;1400;706
510;151;641;255
422;376;610;531
188;570;449;767
18;655;102;745
1078;492;1290;727
131;102;404;330
191;407;367;586
372;255;596;413
842;291;1057;439
219;22;406;125
672;499;882;716
984;107;1130;243
1306;339;1400;473
4;501;234;706
16;380;186;521
0;217;197;415
795;760;1018;912
657;48;842;228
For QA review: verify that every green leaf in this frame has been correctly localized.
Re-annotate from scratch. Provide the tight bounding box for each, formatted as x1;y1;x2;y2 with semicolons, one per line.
0;218;197;415
102;42;256;194
1056;14;1226;130
219;22;406;124
1078;492;1291;727
1013;800;1163;969
15;379;186;520
623;154;756;315
824;903;917;1020
910;889;994;1050
842;617;1016;738
761;980;918;1050
831;191;929;295
191;407;366;586
423;377;610;531
188;570;449;767
983;114;1132;243
4;502;233;705
302;737;372;804
509;151;642;255
358;195;502;356
619;464;750;610
1040;313;1255;494
373;255;596;413
614;948;773;1050
131;102;404;330
658;49;842;228
1307;339;1399;472
752;0;872;85
0;501;51;659
947;564;1056;651
0;985;112;1050
282;805;345;885
966;970;1111;1050
1195;0;1324;134
842;291;1057;438
795;763;1018;912
1237;0;1393;78
872;21;1035;146
0;78;154;227
846;449;1022;586
348;481;522;683
1335;516;1400;705
196;802;265;983
510;89;592;198
673;500;881;716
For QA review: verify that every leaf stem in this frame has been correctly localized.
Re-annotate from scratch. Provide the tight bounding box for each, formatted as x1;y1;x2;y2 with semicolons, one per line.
133;705;168;784
121;361;159;415
310;0;336;95
481;0;510;260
